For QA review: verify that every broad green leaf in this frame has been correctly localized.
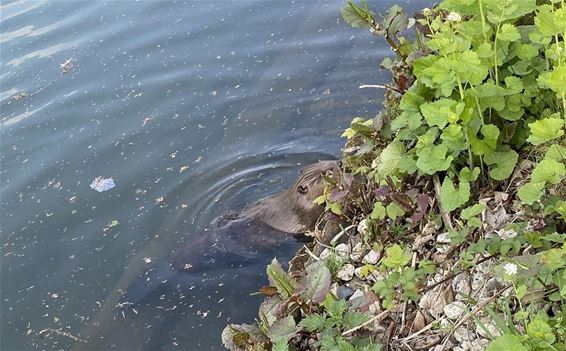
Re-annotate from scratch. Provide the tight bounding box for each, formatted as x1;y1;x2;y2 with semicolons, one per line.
420;99;461;128
440;176;470;212
299;260;331;303
386;202;405;220
371;201;386;220
441;124;467;151
527;116;565;145
416;144;454;175
381;244;411;269
486;333;528;351
484;149;519;180
272;339;290;351
548;65;566;95
497;24;521;41
544;144;566;162
267;258;298;298
376;141;405;177
526;318;556;345
340;0;374;28
461;204;485;220
266;316;296;343
531;158;566;184
517;181;545;205
343;312;370;330
452;50;489;85
516;44;539;61
540;248;566;271
535;5;561;37
470;124;500;155
459;167;480;182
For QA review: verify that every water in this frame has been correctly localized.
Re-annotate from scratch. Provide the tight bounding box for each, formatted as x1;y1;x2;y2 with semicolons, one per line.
1;1;424;350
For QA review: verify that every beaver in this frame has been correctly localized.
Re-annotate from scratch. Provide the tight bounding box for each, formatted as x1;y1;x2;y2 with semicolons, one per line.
121;159;340;305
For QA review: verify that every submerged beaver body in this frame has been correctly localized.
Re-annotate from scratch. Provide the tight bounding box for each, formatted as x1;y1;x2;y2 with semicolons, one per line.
122;160;340;305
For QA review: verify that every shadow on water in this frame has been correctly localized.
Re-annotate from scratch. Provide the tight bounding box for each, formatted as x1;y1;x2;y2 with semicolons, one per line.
73;151;334;351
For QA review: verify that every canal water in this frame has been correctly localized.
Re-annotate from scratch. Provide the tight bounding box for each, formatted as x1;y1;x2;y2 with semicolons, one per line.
1;1;423;349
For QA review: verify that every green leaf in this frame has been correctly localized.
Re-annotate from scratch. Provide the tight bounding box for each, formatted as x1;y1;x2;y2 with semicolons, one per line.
441;124;467;151
299;260;331;303
343;312;370;330
527;116;565;145
381;244;411;269
486;333;528;351
540;248;566;272
440;176;470;212
376;141;405;177
544;144;566;162
300;314;326;332
470;124;500;155
386;202;405;220
420;99;462;129
497;24;521;41
531;158;566;184
272;339;290;351
416;144;454;175
548;65;566;95
370;202;386;220
461;204;485;220
453;50;489;85
340;0;374;28
267;258;298;299
484;149;519;180
517;181;545;205
516;44;539;61
459;167;480;182
526;318;556;345
535;5;561;37
266;316;296;343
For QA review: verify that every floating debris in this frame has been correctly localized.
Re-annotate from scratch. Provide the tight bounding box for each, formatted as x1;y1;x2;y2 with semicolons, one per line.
59;58;74;74
90;177;115;192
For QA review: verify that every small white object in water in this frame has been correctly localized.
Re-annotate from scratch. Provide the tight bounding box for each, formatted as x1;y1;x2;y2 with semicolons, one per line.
143;257;152;264
90;177;115;192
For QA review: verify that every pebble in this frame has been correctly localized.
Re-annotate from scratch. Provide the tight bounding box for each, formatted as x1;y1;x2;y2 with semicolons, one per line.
337;264;355;281
362;250;379;265
335;243;351;259
350;242;364;262
443;301;467;320
336;285;355;300
357;219;369;236
349;289;365;301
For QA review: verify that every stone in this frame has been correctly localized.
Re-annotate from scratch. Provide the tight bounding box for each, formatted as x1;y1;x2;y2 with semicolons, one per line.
362;250;379;265
336;264;355;281
336;285;355;300
350;242;364;262
443;301;467;320
335;243;350;259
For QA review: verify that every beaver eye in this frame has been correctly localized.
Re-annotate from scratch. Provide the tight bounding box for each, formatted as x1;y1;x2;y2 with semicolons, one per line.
297;185;308;194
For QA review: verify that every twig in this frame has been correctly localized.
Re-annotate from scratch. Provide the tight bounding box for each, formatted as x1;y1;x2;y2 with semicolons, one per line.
432;174;454;231
342;310;390;336
438;285;511;350
330;224;356;245
302;245;320;261
359;84;403;93
38;328;87;343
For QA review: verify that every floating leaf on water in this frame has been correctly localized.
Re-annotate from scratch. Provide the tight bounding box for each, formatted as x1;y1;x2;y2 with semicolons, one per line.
90;177;115;192
107;220;119;227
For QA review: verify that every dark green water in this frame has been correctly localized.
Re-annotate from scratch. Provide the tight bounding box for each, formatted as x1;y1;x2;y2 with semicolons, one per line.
1;1;424;349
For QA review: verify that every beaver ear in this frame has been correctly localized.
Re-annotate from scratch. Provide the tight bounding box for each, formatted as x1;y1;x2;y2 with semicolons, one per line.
297;185;308;194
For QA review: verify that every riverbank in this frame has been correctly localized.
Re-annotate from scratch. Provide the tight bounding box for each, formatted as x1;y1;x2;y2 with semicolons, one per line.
222;1;566;350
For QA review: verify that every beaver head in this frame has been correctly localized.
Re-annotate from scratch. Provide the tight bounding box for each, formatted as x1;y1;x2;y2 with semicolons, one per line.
240;160;341;234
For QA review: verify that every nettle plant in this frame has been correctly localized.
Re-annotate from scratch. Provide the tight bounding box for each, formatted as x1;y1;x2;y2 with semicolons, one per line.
344;0;566;214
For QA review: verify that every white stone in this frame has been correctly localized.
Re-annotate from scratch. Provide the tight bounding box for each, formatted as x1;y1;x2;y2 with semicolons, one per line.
443;301;467;320
453;326;471;343
357;219;369;236
335;243;350;259
350;242;364;262
349;289;364;301
362;250;379;265
337;264;355;281
319;248;332;260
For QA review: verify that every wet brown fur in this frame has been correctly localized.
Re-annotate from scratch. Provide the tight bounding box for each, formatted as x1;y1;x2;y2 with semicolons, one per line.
239;160;340;233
